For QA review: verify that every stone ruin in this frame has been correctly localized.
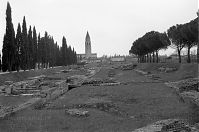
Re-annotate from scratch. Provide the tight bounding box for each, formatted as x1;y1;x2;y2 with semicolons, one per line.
132;119;198;132
165;78;199;107
158;66;177;73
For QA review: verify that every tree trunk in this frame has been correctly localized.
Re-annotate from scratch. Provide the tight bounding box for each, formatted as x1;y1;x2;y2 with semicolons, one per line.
177;49;181;63
152;52;155;63
149;54;151;63
142;55;144;63
197;43;199;63
147;54;149;63
156;51;159;63
187;46;191;63
145;55;147;63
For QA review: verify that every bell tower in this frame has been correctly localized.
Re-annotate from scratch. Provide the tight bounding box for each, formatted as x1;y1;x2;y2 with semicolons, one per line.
85;31;91;58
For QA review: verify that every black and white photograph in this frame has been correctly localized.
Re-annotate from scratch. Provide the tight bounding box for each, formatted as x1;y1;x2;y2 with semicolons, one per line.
0;0;198;131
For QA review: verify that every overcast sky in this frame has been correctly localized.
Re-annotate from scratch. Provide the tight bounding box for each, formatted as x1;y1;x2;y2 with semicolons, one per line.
0;0;198;57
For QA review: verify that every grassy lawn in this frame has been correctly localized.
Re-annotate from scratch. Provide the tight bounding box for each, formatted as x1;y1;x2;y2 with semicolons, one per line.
0;96;32;107
0;63;198;132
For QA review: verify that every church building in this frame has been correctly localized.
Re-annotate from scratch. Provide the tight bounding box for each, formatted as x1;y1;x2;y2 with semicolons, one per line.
77;32;97;61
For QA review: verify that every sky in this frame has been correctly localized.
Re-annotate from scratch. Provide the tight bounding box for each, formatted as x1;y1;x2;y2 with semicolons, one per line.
0;0;198;57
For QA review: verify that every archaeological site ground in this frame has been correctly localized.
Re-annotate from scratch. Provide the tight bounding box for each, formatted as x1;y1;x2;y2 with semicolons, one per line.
0;61;198;132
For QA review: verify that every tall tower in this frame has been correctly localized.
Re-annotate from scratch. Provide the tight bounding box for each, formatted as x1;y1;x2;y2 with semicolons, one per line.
85;31;91;58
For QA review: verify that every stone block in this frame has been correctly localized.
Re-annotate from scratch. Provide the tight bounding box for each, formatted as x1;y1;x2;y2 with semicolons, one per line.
65;109;89;117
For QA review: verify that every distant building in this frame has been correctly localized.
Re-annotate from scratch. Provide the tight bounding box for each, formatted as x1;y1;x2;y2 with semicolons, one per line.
77;32;97;61
110;56;125;62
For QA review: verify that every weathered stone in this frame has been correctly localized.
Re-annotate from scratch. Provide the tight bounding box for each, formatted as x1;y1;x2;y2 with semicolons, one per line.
120;64;137;71
181;91;199;106
165;78;199;92
134;69;148;75
0;85;6;92
4;81;13;85
132;119;197;132
158;67;177;73
5;86;13;94
158;67;166;72
165;67;177;73
65;109;89;117
28;75;45;80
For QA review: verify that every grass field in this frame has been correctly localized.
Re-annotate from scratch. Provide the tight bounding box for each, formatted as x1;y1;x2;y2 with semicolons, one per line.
0;62;198;132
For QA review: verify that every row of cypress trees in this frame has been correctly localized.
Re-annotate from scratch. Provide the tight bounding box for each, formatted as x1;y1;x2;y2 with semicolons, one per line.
1;2;77;72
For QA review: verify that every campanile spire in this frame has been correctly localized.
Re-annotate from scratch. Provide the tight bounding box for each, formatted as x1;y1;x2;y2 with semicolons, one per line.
85;31;91;58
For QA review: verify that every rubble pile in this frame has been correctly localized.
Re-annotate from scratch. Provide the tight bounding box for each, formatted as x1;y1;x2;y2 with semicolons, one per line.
158;66;177;73
66;68;101;89
67;75;87;90
181;91;199;106
65;108;89;117
120;64;137;71
3;75;69;96
132;119;198;132
134;69;149;75
0;66;100;119
82;78;118;86
165;78;199;107
60;69;70;73
145;74;161;81
166;78;199;92
0;75;69;115
66;102;125;116
0;75;46;95
62;98;127;116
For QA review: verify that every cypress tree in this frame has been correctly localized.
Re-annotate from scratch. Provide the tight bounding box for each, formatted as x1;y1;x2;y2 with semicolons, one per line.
21;16;28;70
2;34;8;71
40;37;44;68
61;36;66;65
2;2;16;72
44;32;48;68
68;46;72;65
28;26;33;69
33;26;37;69
15;23;22;71
37;33;41;68
0;53;1;71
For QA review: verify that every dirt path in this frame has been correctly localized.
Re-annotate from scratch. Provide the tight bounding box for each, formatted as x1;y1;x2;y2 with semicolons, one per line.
0;66;198;132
